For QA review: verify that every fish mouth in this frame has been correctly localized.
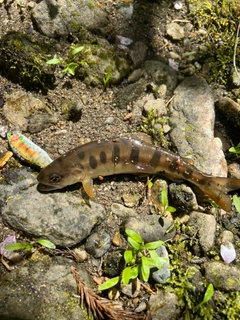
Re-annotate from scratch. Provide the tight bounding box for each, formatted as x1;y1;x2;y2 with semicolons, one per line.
37;183;62;192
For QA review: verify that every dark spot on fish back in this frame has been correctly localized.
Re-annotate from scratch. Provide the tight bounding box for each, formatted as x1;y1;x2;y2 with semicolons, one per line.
150;148;161;168
78;151;85;160
130;145;139;164
89;155;97;169
100;151;107;164
183;168;193;179
112;145;120;164
168;158;178;172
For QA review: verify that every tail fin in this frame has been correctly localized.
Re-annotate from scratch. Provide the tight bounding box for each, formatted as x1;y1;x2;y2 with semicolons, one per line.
198;177;240;211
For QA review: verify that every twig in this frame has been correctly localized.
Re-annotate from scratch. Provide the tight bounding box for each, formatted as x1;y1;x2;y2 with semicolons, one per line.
233;21;240;80
71;266;145;320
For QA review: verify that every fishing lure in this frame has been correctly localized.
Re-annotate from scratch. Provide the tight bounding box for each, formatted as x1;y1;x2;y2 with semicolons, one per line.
7;131;52;168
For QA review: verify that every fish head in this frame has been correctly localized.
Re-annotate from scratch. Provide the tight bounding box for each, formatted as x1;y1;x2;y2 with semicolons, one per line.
37;160;86;191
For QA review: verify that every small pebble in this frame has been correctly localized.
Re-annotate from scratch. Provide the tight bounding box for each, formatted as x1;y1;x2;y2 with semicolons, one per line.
85;231;111;258
112;231;122;247
73;248;88;262
135;301;147;313
104;117;115;125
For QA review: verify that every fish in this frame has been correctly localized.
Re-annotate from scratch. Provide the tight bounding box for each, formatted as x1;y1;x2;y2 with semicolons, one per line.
7;131;52;169
37;134;240;211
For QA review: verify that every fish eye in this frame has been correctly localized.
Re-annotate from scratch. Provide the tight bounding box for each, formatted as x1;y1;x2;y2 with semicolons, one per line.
49;174;62;183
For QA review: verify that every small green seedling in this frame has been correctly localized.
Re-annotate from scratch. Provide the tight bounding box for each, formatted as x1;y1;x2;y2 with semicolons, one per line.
229;143;240;158
46;54;63;65
233;195;240;213
62;62;79;76
4;239;56;251
46;45;85;76
196;283;214;308
161;189;176;214
98;228;168;291
102;68;112;90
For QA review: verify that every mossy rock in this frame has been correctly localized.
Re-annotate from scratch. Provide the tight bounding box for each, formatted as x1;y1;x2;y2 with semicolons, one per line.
73;42;131;87
0;31;55;91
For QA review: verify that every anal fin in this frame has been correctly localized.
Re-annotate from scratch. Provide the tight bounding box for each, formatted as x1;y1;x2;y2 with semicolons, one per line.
82;178;95;198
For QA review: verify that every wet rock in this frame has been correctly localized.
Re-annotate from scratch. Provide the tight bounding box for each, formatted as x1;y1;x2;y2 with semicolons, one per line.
169;183;198;213
3;90;56;132
228;163;240;179
170;75;227;176
215;97;240;128
1;168;106;247
151;246;171;284
144;60;178;94
112;231;122;247
0;256;95;320
166;22;185;40
31;0;109;38
113;78;146;109
111;202;137;218
121;278;141;298
125;215;176;243
74;41;131;87
60;100;83;122
129;41;148;68
0;31;55;90
203;261;240;291
85;231;111;258
149;290;181;320
135;301;147;313
143;97;167;117
73;248;88;262
186;211;216;253
122;192;142;207
103;251;124;277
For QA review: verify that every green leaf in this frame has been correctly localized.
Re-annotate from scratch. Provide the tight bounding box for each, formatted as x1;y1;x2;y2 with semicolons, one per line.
144;240;163;250
25;243;33;251
161;189;168;207
62;63;78;75
202;283;214;304
37;239;56;249
125;228;143;244
4;243;26;251
127;237;141;250
233;195;240;214
229;143;240;155
46;54;62;65
98;276;120;291
149;250;168;269
130;266;139;279
70;45;84;56
124;250;133;264
140;256;150;282
166;206;176;213
197;283;214;307
122;266;132;285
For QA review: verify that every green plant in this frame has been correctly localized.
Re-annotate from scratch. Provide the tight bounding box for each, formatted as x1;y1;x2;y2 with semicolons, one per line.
4;239;56;251
46;45;85;76
102;67;112;90
233;195;240;213
161;188;176;214
141;107;169;148
98;228;168;291
229;143;240;158
187;0;240;84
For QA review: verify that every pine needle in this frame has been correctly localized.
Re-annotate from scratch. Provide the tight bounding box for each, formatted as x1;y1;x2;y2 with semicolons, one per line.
71;266;145;320
233;21;240;80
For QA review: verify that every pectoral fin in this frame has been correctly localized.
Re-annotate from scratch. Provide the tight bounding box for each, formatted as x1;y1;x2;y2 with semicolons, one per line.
82;178;95;198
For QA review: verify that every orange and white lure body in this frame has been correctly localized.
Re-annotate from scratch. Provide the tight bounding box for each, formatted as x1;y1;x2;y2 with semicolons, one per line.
7;131;52;168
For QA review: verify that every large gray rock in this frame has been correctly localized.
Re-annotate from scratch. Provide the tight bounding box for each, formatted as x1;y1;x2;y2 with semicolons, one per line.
31;0;109;38
1;168;106;247
0;256;94;320
169;75;227;176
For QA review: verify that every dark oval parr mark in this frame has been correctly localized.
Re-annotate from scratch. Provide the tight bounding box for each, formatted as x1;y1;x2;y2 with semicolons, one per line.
89;155;97;169
100;151;107;164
